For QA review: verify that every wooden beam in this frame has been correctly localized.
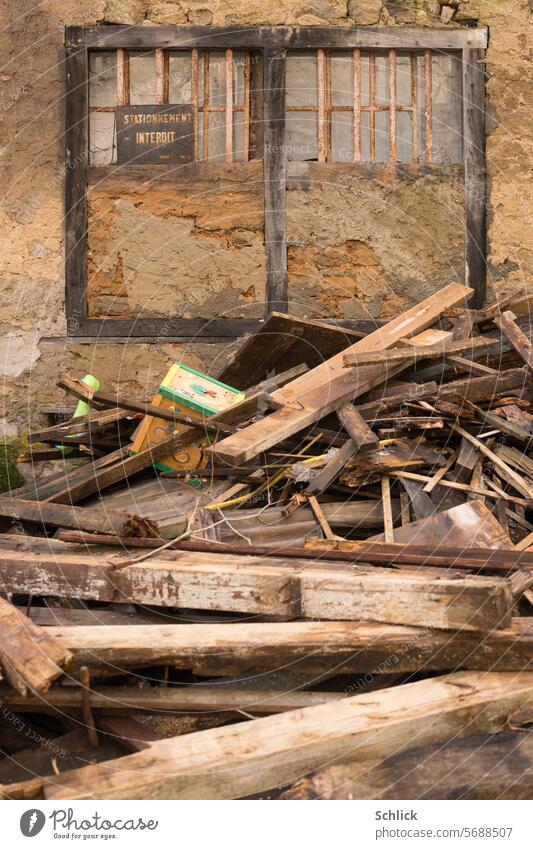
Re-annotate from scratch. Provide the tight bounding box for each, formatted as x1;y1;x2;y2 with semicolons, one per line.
30;619;533;678
264;48;288;314
463;47;487;308
0;549;513;632
336;403;378;448
212;284;472;465
0;599;71;697
495;311;533;371
21;671;533;800
0;497;158;538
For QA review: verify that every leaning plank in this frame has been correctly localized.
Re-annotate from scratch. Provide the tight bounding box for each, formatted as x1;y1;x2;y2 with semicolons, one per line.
43;619;533;678
0;598;71;697
495;310;533;370
453;424;533;500
0;497;158;538
20;671;533;800
344;334;496;366
212;284;472;465
0;549;513;631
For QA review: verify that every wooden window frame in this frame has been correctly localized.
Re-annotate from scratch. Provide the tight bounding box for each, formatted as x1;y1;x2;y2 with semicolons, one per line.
65;25;487;341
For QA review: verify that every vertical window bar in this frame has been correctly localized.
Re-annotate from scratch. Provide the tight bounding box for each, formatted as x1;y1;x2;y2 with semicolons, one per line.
155;48;169;104
353;48;361;162
317;48;326;162
191;48;199;162
225;49;233;163
243;53;251;162
326;51;332;161
202;52;209;162
369;51;376;161
424;49;433;162
411;53;419;164
389;49;397;165
116;48;130;106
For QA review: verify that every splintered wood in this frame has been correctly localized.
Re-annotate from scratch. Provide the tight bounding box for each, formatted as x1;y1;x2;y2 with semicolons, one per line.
1;284;532;799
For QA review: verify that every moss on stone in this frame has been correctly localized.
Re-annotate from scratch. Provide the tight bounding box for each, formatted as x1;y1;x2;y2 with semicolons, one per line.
0;440;25;493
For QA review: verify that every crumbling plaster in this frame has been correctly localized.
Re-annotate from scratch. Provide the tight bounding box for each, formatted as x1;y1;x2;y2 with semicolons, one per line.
0;0;531;436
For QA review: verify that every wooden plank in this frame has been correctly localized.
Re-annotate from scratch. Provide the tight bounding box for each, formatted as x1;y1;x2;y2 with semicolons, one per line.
264;48;287;314
453;423;533;500
463;47;487;307
23;671;533;800
394;470;530;508
381;476;394;542
495;311;533;370
213;284;472;465
64;47;89;336
0;685;338;716
305;439;357;496
307;495;335;540
0;496;158;538
344;335;496;366
0;549;513;632
27;618;533;678
336;403;378;448
68;26;489;52
0;598;71;697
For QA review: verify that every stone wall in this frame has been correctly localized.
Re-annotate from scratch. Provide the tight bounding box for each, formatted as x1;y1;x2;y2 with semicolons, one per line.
0;0;531;435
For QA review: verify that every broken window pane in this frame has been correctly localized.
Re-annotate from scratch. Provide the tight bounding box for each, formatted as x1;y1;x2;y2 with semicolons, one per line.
89;111;116;165
432;52;463;163
168;52;192;103
129;51;156;104
89;52;116;107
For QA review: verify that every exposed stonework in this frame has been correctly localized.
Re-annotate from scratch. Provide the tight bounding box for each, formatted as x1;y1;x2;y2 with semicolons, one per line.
0;0;531;436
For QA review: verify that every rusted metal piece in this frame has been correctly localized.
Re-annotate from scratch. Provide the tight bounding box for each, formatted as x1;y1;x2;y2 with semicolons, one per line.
225;48;233;163
116;48;129;106
424;48;433;162
389;49;397;165
353;48;361;162
411;52;419;163
80;666;99;749
191;48;199;162
155;48;169;104
202;51;209;161
243;52;251;161
317;48;326;162
369;51;376;162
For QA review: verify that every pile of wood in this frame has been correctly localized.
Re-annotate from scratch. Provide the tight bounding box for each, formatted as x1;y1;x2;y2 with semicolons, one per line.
1;282;533;800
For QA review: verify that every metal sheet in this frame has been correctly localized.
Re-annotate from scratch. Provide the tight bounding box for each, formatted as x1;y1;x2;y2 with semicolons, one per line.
116;103;194;165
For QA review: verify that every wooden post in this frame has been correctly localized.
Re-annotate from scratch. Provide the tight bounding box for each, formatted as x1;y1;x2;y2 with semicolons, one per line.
463;47;487;308
264;48;288;314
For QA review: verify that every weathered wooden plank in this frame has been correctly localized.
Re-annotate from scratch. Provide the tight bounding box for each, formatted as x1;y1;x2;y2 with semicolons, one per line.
213;284;472;465
23;671;533;800
0;599;71;697
45;619;533;678
495;311;533;370
336;402;378;447
463;48;487;308
0;549;513;631
264;49;287;314
0;497;158;538
344;335;495;366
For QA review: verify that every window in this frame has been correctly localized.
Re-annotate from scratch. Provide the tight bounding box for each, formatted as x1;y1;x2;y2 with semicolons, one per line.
89;49;257;164
285;49;463;164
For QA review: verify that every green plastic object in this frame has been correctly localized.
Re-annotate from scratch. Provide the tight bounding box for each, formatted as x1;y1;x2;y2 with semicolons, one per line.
55;374;100;455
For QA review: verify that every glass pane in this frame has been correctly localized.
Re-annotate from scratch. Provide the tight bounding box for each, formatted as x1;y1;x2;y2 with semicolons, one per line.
331;112;353;162
208;109;226;161
286;53;317;107
233;51;246;107
396;54;412;107
168;53;192;103
397;111;413;163
417;54;426;158
331;53;352;107
129;52;156;104
90;111;116;165
209;51;226;108
286;112;318;160
89;52;116;107
233;113;245;161
361;110;370;161
375;110;389;162
375;54;390;106
360;54;370;106
432;52;463;163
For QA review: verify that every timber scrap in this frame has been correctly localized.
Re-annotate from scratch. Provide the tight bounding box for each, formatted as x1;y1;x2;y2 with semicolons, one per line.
1;284;533;799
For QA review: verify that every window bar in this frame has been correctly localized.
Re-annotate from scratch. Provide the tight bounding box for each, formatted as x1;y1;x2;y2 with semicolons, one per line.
389;49;397;165
353;49;361;162
243;53;251;162
191;48;199;162
202;52;209;162
411;53;419;164
317;48;326;162
326;51;333;161
225;49;233;163
155;48;169;104
116;48;130;106
369;51;376;161
424;49;433;162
